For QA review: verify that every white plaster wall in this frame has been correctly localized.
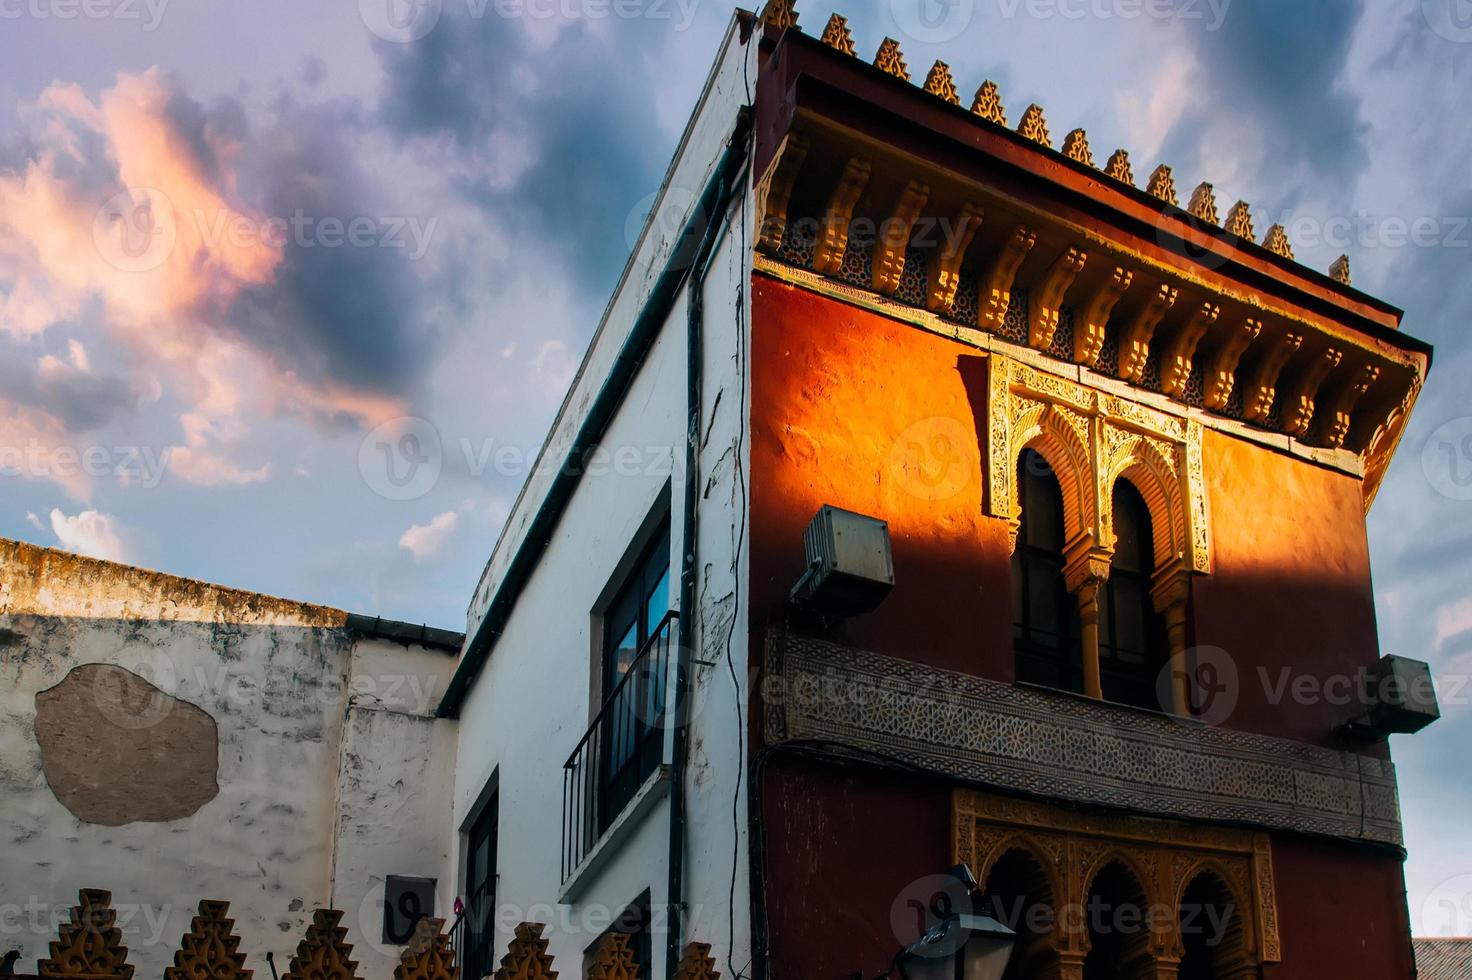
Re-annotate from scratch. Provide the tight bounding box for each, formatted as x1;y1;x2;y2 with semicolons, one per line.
449;14;755;979
0;544;458;980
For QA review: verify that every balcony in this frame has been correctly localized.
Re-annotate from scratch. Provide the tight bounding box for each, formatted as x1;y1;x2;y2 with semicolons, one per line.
561;611;679;888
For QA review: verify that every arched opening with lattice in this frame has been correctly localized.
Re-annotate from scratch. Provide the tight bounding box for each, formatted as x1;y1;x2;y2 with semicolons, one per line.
1098;478;1171;711
1083;860;1155;980
983;844;1063;980
1177;870;1254;980
1011;447;1083;695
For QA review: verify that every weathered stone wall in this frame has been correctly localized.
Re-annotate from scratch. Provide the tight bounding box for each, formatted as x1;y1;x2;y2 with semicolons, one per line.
0;538;458;980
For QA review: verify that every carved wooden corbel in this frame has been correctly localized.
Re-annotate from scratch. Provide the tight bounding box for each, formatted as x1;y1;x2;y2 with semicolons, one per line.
1330;254;1352;285
1117;284;1179;383
1161;302;1221;399
1017;104;1052;148
1263;224;1295;259
970;80;1007;125
1320;364;1380;449
923;61;960;104
1074;267;1134;367
977;225;1036;332
811;157;870;276
1224;201;1255;241
873;180;930;295
1281;347;1343;437
755;133;809;255
925;203;985;314
1187;182;1219;225
874;37;909;80
1028;247;1088;350
1203;317;1263;411
758;0;798;30
1105;149;1134;185
1146;165;1179;206
819;13;855;54
1241;333;1304;424
1062;129;1094;167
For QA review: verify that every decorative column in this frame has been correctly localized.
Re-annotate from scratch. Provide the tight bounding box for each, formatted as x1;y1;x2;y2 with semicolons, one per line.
1065;538;1113;701
1152;562;1192;716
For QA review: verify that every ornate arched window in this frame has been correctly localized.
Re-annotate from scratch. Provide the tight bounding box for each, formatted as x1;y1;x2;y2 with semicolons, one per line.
1012;448;1082;693
1098;480;1170;710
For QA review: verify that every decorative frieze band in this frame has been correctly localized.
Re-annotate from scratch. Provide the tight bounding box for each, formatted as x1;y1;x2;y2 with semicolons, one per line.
763;630;1404;847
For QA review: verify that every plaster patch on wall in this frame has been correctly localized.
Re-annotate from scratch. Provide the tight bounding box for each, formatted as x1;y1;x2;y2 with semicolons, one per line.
34;663;220;826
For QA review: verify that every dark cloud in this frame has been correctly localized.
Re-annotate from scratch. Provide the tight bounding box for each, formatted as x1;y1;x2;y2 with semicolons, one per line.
224;95;435;410
0;343;138;434
376;14;673;299
1159;0;1371;194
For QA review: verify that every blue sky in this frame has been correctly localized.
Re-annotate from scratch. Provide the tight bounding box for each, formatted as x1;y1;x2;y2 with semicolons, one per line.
2;0;1470;935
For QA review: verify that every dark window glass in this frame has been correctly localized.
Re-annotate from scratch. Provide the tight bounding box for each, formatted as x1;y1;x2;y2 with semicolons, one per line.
463;794;498;980
1099;480;1170;710
597;519;672;833
1011;450;1083;693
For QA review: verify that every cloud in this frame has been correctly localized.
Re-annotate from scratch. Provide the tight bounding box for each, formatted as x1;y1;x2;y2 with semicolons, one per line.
49;508;128;563
399;510;459;562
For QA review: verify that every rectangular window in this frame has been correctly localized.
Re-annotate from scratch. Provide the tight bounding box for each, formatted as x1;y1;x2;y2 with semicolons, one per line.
463;793;498;980
596;518;672;834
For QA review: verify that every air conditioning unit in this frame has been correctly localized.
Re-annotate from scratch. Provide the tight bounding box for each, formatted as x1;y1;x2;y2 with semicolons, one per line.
1343;655;1440;740
789;505;894;616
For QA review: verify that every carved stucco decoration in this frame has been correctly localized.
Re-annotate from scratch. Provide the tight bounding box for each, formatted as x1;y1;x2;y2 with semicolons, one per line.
1105;149;1134;186
762;630;1405;847
493;924;557;980
874;37;910;81
1061;129;1094;168
1146;165;1179;206
758;0;797;30
970;81;1006;125
393;919;458;980
1223;201;1256;241
672;945;720;980
986;352;1211;578
819;13;855;54
586;934;638;980
1330;254;1353;286
1187;182;1219;226
283;910;362;980
1017;104;1052;148
165;901;251;980
1262;224;1295;260
922;61;960;105
39;890;135;980
953;791;1283;972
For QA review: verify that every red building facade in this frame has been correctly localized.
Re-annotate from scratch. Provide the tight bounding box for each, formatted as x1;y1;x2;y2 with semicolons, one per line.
743;6;1433;978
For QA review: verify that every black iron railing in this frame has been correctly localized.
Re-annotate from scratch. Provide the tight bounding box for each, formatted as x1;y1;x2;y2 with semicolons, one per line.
561;611;679;882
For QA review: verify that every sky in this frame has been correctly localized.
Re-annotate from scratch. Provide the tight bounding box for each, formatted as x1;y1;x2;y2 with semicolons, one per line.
2;0;1471;937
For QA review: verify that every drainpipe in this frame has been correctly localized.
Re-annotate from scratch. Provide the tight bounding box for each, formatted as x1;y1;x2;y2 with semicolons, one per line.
668;109;752;980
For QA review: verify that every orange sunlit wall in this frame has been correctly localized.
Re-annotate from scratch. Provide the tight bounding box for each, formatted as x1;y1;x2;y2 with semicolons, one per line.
746;275;1414;980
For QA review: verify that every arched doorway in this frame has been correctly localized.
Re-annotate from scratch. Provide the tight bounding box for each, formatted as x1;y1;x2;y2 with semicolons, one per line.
1178;871;1253;980
1084;861;1154;980
984;846;1062;980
